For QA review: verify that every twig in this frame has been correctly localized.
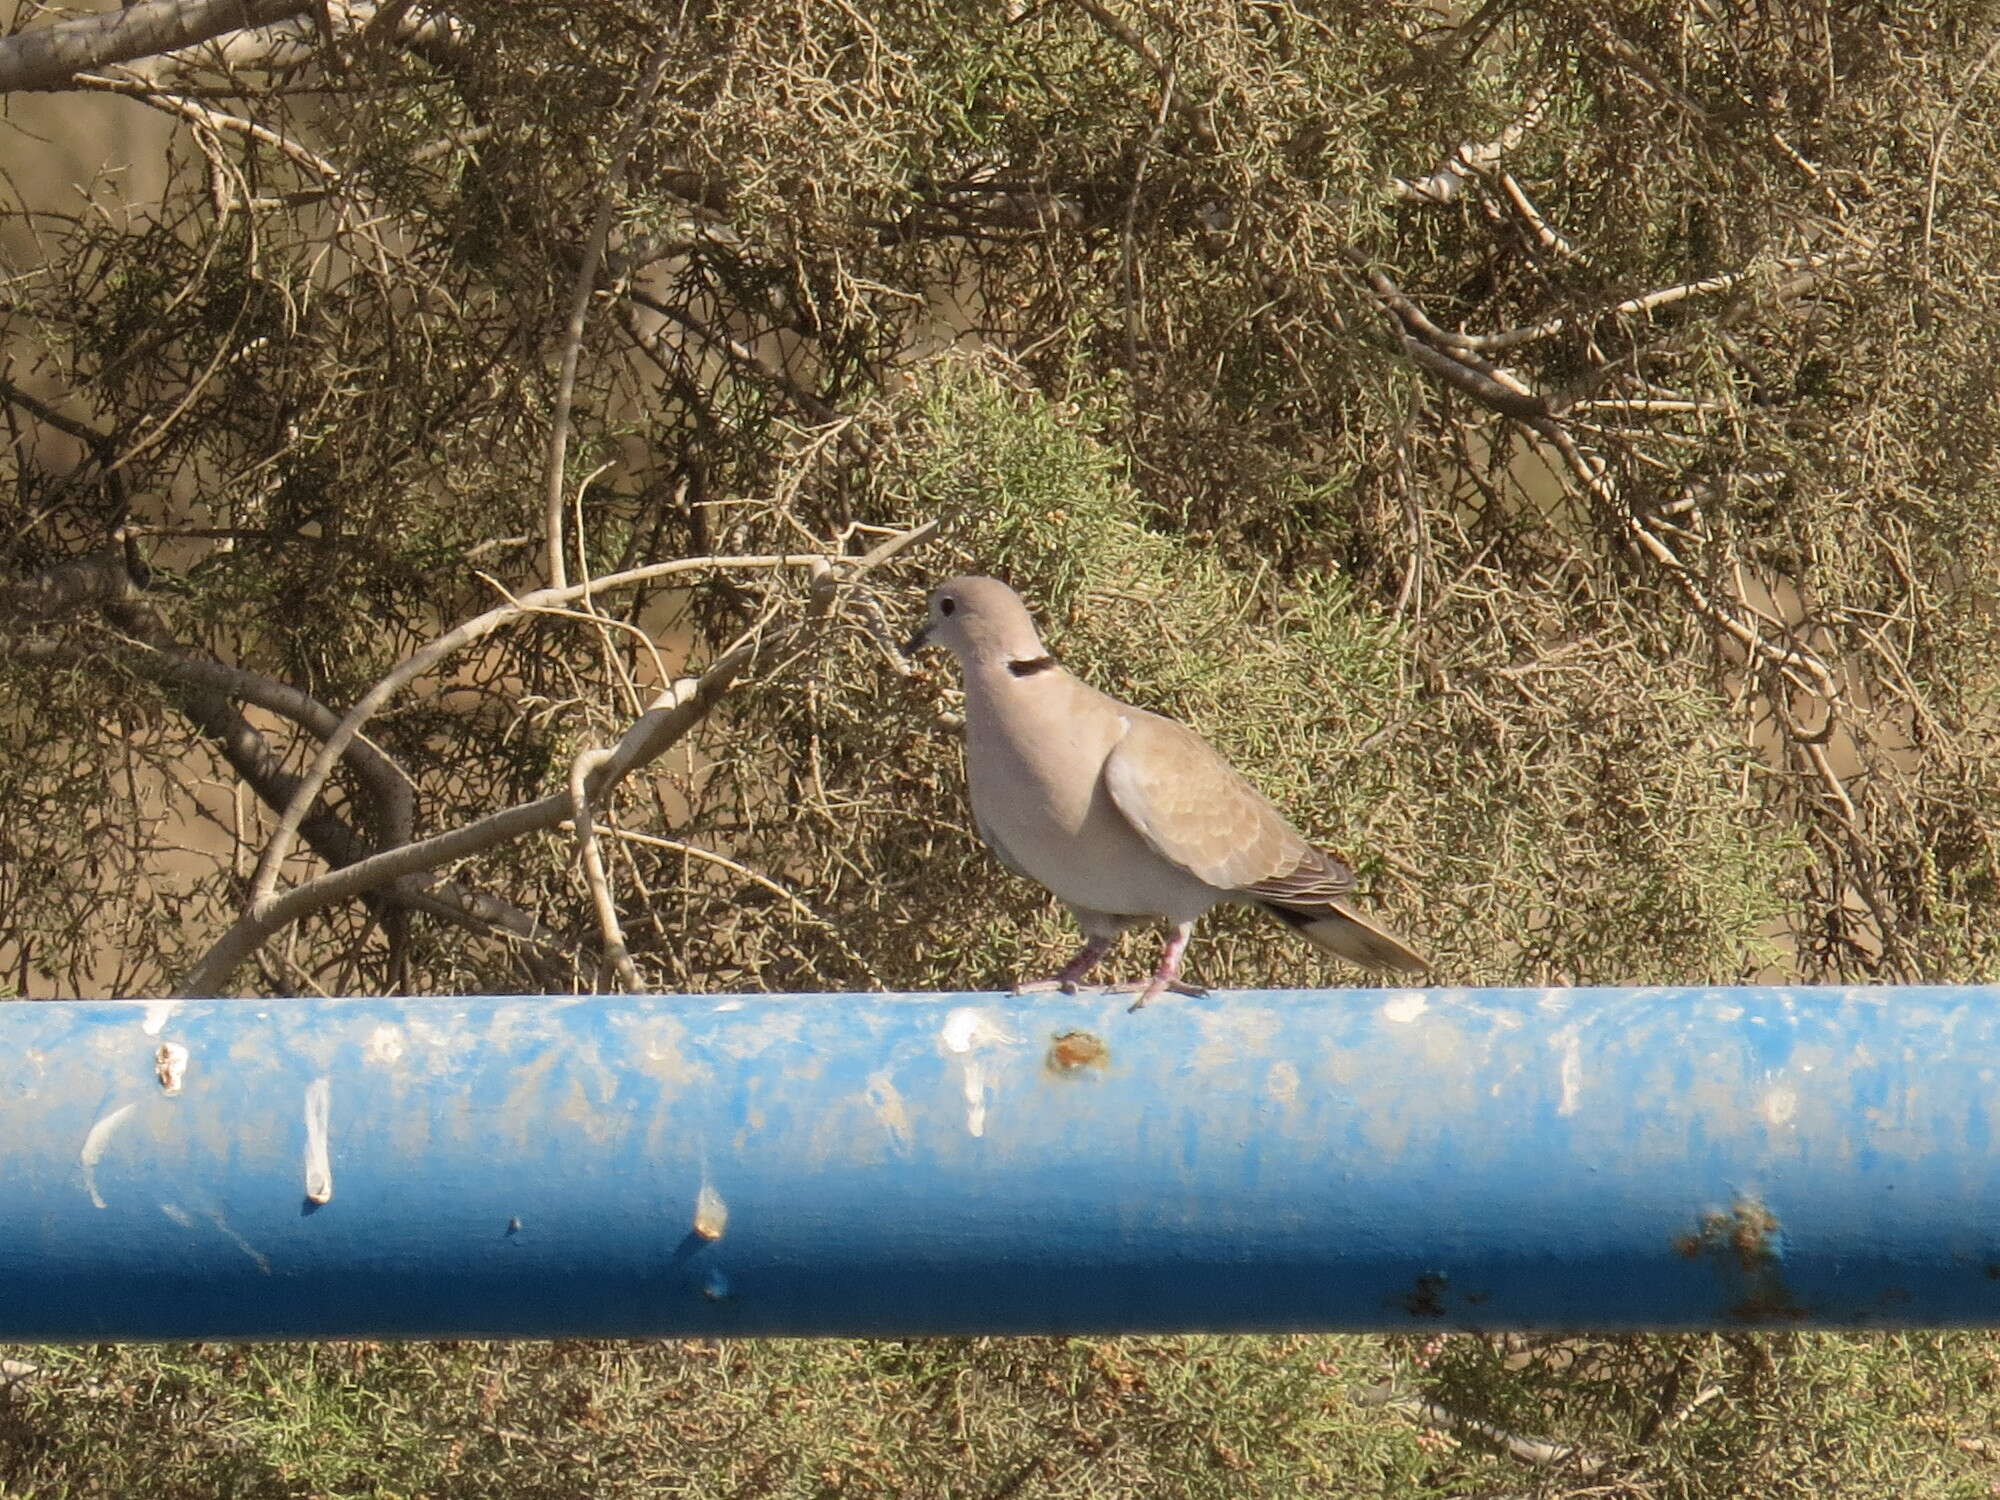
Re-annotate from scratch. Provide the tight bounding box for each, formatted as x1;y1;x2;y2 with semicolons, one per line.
1450;248;1865;354
544;39;677;591
1921;31;2000;290
1349;250;1844;709
1121;65;1176;373
73;72;343;179
1065;0;1215;147
1655;1382;1723;1436
570;746;640;990
1389;85;1553;203
622;288;875;459
603;825;884;986
4;630;554;977
1357;1386;1608;1475
1496;172;1587;265
1067;0;1169;79
243;549;877;914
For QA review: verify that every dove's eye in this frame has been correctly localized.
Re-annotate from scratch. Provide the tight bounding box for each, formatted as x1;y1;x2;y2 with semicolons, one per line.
939;597;957;616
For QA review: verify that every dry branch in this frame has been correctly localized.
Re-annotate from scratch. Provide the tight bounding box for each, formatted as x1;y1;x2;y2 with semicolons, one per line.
0;0;313;93
1389;85;1555;203
1356;1384;1608;1474
569;745;639;991
177;519;937;995
544;40;678;592
0;553;562;980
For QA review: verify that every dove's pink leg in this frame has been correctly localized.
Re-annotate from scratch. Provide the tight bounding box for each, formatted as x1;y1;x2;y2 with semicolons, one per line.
1126;921;1201;1012
1015;934;1114;995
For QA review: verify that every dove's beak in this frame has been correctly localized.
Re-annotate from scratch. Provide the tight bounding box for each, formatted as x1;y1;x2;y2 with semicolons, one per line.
904;621;933;655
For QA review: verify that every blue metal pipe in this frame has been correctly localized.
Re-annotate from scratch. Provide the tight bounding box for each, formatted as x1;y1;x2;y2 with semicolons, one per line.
3;986;1998;1341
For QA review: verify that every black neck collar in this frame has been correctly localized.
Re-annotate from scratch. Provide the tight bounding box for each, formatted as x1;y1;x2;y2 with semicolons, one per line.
1007;654;1057;678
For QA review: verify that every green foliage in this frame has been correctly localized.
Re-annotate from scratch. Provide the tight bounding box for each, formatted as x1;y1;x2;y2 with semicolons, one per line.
0;1337;1413;1498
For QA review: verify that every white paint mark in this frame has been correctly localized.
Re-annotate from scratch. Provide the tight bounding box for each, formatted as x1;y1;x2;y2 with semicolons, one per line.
940;1008;1013;1138
1381;992;1428;1025
866;1070;910;1145
302;1077;334;1204
139;1000;180;1037
941;1007;1014;1053
1715;1004;1744;1022
154;1041;189;1095
1557;1032;1583;1116
962;1060;990;1137
210;1214;272;1274
712;999;745;1012
1265;1059;1301;1107
1535;987;1568;1014
365;1025;404;1064
79;1103;138;1209
693;1183;729;1241
1761;1086;1798;1128
159;1203;271;1273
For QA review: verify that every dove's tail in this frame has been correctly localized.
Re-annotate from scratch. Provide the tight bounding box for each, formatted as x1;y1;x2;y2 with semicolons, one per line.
1259;898;1430;977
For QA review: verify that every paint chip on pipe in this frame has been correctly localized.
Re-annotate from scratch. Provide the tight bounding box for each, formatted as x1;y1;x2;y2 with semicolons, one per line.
1381;993;1428;1024
693;1183;729;1241
155;1042;189;1095
940;1008;1013;1053
303;1077;334;1204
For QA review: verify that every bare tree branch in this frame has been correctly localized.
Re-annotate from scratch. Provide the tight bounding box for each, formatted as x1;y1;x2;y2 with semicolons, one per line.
569;745;639;991
1356;1383;1608;1475
0;554;561;979
179;519;938;995
0;0;313;94
0;551;138;622
73;72;344;180
1389;85;1555;203
545;39;677;591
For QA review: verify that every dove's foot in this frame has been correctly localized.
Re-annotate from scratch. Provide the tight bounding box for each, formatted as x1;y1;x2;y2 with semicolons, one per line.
1123;919;1198;1012
1113;977;1206;1010
1014;977;1105;996
1014;934;1114;995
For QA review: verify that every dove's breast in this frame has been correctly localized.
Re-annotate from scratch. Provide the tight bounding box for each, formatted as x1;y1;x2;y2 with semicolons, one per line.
962;671;1226;924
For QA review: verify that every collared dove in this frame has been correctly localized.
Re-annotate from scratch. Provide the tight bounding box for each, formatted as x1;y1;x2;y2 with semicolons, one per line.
907;575;1428;1009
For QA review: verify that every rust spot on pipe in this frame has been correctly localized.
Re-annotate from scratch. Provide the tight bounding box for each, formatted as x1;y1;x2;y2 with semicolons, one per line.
1678;1197;1808;1324
1045;1031;1109;1074
693;1183;728;1241
1400;1272;1450;1318
1729;1286;1810;1324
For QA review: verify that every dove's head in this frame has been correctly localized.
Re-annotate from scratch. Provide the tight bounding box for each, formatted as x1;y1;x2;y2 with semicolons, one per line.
908;575;1049;667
